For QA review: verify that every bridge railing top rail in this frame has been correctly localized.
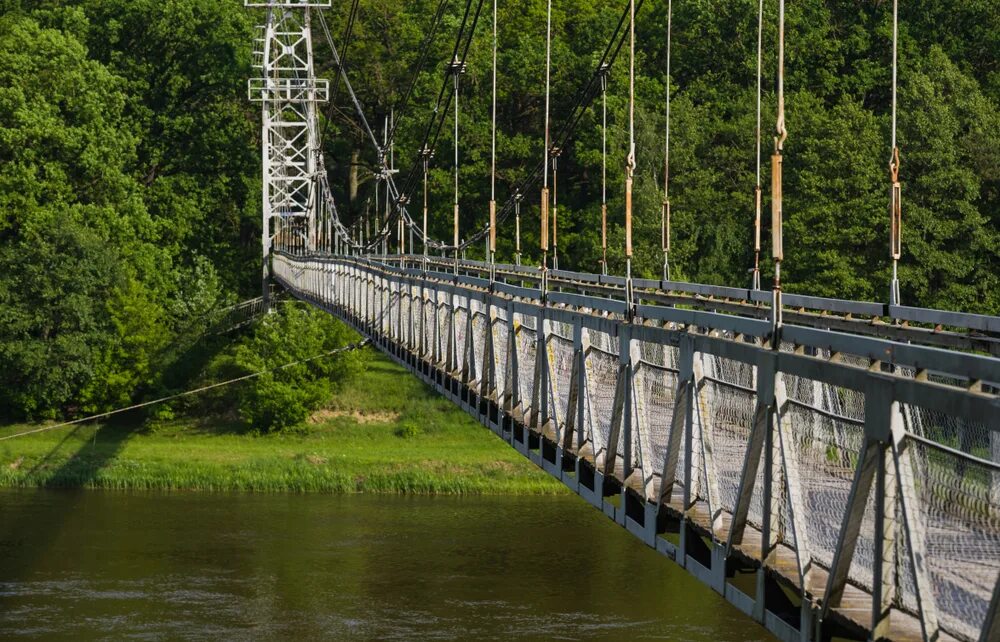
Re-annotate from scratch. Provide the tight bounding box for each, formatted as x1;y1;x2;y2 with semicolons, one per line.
316;252;999;354
309;253;1000;393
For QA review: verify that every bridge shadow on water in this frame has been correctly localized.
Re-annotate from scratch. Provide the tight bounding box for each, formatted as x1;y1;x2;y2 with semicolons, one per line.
0;413;139;586
0;331;236;583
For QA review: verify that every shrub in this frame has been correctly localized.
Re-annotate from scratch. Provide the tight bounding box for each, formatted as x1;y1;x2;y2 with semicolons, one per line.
203;302;365;433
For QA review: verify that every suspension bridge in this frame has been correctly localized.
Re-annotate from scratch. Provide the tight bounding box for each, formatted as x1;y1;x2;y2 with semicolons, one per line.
247;1;1000;641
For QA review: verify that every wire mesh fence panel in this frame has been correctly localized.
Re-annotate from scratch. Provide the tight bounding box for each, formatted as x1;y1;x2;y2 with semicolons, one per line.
585;347;619;466
436;293;450;364
589;328;617;354
398;288;410;345
380;285;390;334
782;398;867;578
549;319;573;343
635;361;682;487
454;304;468;374
638;339;679;370
906;436;1000;641
626;388;642;473
470;302;487;381
423;296;435;357
389;284;400;339
702;352;756;390
548;333;575;435
699;376;757;519
515;323;537;417
491;311;509;400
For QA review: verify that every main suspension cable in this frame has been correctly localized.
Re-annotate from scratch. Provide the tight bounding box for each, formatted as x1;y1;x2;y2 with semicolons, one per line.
352;0;642;258
322;0;360;143
386;0;452;149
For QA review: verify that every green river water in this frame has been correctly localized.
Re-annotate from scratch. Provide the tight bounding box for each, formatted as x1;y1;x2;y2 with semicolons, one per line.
0;489;770;640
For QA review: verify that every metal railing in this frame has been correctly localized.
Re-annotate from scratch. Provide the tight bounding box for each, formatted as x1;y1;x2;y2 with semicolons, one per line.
274;251;1000;642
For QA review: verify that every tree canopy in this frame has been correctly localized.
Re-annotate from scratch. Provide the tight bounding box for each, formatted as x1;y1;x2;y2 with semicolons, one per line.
0;0;997;421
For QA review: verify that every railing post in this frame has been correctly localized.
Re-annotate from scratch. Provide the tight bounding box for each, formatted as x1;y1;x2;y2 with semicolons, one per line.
892;401;941;641
481;297;497;402
823;375;892;624
674;333;695;563
531;308;550;433
463;297;476;385
505;300;519;421
622;325;636;481
565;319;588;452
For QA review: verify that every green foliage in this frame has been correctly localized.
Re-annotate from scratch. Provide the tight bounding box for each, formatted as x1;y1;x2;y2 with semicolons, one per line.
322;0;999;314
1;0;998;422
203;303;365;434
0;354;559;494
0;4;251;421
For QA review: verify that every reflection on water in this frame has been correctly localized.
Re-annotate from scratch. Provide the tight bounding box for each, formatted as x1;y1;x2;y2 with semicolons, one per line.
0;490;770;640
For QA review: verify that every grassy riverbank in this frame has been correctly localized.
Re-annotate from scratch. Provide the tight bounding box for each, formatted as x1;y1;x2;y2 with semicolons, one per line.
0;352;561;495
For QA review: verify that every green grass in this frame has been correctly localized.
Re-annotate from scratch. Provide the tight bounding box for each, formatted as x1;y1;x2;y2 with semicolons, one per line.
0;352;563;495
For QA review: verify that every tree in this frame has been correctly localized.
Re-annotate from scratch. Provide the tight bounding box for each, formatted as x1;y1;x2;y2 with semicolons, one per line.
203;303;365;433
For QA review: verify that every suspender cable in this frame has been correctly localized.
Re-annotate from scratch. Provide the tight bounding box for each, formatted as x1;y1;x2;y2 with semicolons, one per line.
540;0;553;276
322;0;360;143
383;117;391;256
625;0;636;307
420;146;432;269
599;63;609;274
771;0;787;337
889;0;902;306
661;0;672;282
489;0;498;273
551;147;560;270
750;0;763;291
449;57;466;272
514;191;523;265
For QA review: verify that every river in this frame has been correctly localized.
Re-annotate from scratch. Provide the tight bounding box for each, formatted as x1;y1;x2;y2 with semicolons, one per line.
0;489;769;639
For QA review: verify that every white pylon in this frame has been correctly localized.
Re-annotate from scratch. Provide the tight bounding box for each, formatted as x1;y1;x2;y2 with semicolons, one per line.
247;0;330;307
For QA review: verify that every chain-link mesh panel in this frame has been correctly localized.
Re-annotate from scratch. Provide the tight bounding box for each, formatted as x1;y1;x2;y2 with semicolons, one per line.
385;284;394;334
380;283;390;334
549;320;574;343
470;301;487;381
589;328;617;354
907;437;1000;641
585;347;619;463
699;377;758;520
782;398;867;580
635;362;682;487
548;333;575;435
422;297;435;357
638;339;678;370
436;293;450;364
454;304;468;374
398;288;410;345
491;311;509;400
514;317;537;415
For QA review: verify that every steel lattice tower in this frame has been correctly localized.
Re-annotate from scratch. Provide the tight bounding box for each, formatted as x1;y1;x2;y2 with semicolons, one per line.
247;0;330;308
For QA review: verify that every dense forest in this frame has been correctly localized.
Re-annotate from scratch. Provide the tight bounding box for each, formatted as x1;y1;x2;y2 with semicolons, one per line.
0;0;997;421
